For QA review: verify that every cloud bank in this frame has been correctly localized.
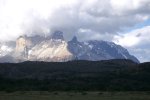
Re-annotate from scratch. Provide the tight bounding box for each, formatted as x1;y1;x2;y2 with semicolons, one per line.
114;26;150;62
0;0;150;62
0;0;150;41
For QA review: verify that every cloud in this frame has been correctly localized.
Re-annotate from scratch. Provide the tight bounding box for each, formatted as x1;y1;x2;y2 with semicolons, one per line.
0;0;150;41
128;48;150;62
0;0;150;62
114;26;150;62
114;26;150;47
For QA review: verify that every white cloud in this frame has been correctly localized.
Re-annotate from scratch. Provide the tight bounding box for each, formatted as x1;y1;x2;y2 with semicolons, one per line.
0;0;150;62
0;0;79;41
128;48;150;62
114;26;150;47
114;26;150;62
0;0;150;41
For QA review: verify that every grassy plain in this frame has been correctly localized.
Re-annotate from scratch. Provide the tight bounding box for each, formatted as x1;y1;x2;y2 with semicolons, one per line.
0;91;150;100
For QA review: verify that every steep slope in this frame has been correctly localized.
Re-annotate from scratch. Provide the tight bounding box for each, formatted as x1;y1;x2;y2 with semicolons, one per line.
2;60;150;91
28;31;73;62
29;40;73;62
68;36;139;63
0;31;139;63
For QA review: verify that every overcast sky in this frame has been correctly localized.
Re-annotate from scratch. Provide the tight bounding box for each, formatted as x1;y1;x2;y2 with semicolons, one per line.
0;0;150;62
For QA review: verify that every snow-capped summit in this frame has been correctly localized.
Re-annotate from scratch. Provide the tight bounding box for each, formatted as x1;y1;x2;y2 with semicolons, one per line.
0;31;139;63
67;39;139;63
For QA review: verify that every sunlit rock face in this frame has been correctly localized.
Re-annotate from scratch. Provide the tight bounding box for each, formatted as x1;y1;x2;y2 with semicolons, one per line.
14;31;73;62
15;36;27;57
0;31;139;63
14;36;31;62
28;40;73;62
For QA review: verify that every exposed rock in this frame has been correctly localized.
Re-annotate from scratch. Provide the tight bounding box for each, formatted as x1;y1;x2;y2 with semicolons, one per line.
51;31;64;40
29;40;73;62
15;36;32;61
0;31;140;63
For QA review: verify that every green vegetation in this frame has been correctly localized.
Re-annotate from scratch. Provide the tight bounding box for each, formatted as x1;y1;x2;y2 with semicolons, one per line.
0;59;150;91
0;91;150;100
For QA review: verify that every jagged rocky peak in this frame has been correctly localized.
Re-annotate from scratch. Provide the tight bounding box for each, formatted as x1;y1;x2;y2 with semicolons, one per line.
15;35;32;58
51;31;64;40
68;37;140;63
16;36;27;52
0;31;140;63
71;36;78;42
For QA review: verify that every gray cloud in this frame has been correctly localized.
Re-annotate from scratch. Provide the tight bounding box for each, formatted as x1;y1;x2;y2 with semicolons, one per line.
0;0;150;41
114;26;150;62
0;0;150;62
128;47;150;62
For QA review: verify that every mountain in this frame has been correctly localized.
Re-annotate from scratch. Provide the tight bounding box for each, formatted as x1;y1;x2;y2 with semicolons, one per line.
68;37;139;63
0;31;139;63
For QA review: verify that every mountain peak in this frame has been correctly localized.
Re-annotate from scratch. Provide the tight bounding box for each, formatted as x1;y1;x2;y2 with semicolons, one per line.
17;35;28;40
51;31;64;40
0;31;139;63
71;36;78;42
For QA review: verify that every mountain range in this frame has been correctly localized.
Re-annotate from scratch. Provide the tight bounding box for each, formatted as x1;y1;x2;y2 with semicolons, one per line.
0;31;139;63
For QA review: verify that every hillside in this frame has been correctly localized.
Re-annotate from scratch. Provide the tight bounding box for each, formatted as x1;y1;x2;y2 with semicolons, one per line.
0;59;149;91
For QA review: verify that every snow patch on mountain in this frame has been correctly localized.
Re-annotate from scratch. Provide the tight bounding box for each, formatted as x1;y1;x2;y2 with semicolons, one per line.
0;31;139;63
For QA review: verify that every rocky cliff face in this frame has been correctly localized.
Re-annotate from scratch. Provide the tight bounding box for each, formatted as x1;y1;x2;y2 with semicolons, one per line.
68;37;139;63
15;36;33;62
29;40;73;62
0;31;140;63
14;32;73;62
15;36;27;57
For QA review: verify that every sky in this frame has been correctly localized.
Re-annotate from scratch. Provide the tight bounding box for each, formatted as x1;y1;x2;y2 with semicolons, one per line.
0;0;150;62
